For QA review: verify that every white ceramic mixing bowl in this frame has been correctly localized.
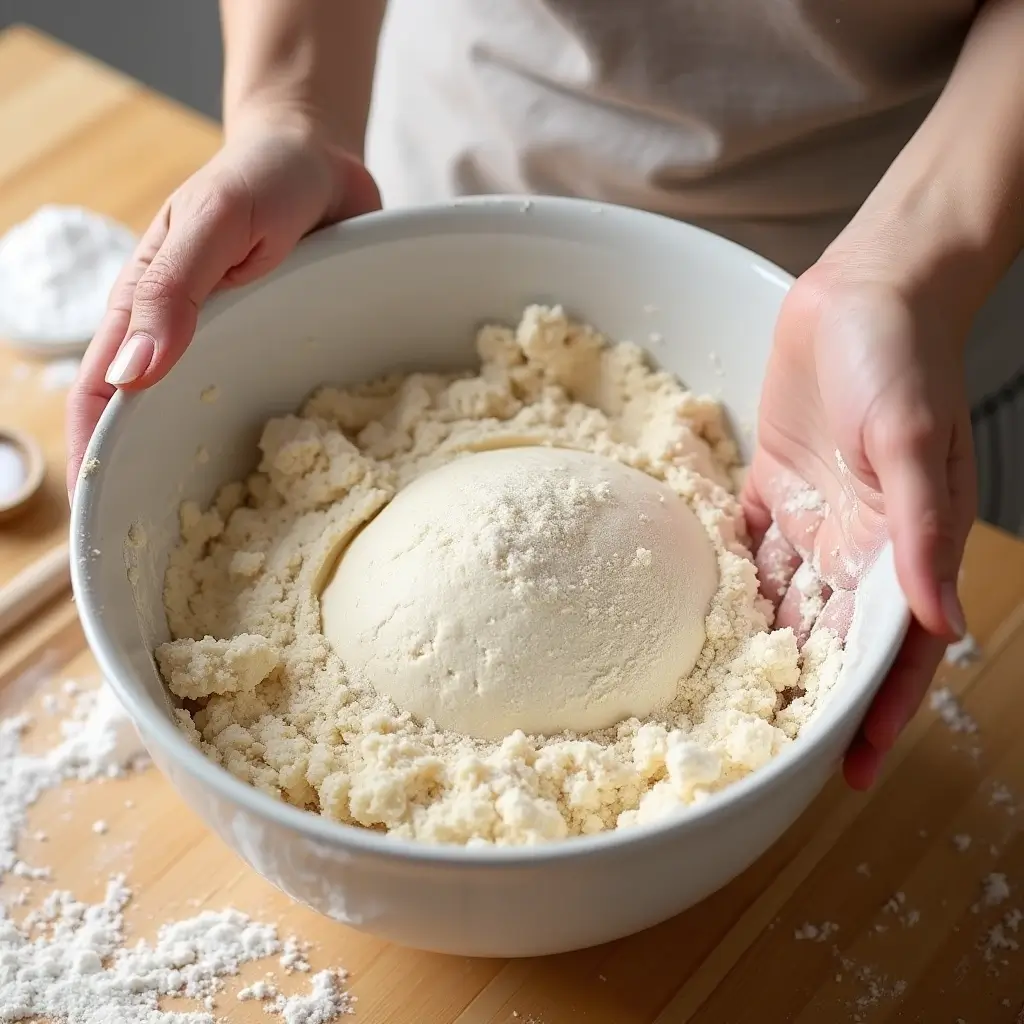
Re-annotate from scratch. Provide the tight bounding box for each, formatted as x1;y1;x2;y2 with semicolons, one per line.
71;196;909;957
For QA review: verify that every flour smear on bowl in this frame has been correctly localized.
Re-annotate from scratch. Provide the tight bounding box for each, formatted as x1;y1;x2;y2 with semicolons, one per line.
156;306;844;845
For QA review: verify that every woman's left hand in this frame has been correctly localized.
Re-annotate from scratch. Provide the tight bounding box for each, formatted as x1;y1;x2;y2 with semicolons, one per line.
743;252;977;789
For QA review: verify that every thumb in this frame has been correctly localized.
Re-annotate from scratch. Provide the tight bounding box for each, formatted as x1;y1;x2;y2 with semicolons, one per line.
105;189;252;391
332;152;382;221
866;404;963;639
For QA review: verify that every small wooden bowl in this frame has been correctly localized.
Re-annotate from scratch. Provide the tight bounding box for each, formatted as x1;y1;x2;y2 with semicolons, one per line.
0;426;46;522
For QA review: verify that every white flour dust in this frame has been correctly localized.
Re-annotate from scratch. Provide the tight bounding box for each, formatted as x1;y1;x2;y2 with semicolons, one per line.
0;682;354;1023
945;633;981;667
0;683;148;880
928;687;978;735
40;358;82;392
793;921;838;942
0;879;352;1023
0;205;135;345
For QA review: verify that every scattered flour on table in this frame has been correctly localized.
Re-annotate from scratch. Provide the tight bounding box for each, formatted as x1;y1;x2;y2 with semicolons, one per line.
834;951;908;1020
980;908;1023;967
989;783;1016;810
973;872;1011;911
238;979;278;1001
794;921;838;942
158;305;845;846
945;633;981;667
0;682;148;881
928;687;978;734
40;357;82;392
0;681;352;1023
0;877;352;1023
881;890;921;929
0;205;135;344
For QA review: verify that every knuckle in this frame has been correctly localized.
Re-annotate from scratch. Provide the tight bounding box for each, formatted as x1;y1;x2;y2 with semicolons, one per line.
180;170;250;229
133;258;182;309
870;404;937;461
901;408;938;451
777;270;829;335
916;507;954;547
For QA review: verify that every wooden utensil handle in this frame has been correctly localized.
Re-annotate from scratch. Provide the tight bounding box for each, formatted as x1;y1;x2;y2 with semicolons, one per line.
0;542;71;641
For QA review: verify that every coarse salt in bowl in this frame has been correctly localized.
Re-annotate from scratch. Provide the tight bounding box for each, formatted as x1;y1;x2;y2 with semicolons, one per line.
71;197;909;957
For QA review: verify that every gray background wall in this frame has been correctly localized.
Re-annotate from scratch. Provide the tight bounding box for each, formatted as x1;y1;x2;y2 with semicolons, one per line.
0;0;222;118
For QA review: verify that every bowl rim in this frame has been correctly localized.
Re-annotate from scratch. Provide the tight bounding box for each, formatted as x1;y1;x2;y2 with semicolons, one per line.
70;194;910;869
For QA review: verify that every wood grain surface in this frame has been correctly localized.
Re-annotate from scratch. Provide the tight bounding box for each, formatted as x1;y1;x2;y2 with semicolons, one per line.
1;26;1023;1024
0;26;219;587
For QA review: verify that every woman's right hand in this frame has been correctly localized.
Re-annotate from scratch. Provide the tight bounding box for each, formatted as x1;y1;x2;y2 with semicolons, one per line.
66;108;381;495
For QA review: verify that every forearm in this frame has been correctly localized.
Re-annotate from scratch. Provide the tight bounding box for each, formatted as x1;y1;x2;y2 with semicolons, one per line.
830;0;1024;326
221;0;386;155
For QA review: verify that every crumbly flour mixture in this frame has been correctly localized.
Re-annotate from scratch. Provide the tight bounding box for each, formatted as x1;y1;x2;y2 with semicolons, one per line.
158;306;844;845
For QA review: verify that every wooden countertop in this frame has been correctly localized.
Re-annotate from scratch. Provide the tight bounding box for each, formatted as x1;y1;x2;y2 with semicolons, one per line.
1;25;1023;1024
0;25;219;587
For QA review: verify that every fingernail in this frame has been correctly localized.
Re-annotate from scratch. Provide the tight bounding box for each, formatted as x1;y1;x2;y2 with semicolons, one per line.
941;581;967;638
105;333;155;386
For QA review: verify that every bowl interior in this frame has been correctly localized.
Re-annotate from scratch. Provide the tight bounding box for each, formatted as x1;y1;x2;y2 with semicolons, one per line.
72;197;908;856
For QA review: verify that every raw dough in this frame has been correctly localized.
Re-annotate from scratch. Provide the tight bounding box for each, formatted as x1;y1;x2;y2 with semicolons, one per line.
156;634;280;701
320;446;717;739
158;306;845;845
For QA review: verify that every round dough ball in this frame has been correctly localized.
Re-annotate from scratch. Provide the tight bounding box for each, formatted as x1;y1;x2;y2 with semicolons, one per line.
319;447;718;740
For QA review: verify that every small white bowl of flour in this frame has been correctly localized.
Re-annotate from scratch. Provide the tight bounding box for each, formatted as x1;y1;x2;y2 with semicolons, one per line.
71;196;910;958
0;205;136;357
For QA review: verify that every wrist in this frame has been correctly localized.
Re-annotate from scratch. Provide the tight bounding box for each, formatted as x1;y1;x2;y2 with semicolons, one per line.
224;92;324;142
823;0;1024;333
822;145;1021;343
223;96;365;182
221;0;383;158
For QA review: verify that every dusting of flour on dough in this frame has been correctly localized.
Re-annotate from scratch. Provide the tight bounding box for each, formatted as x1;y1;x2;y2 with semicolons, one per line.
158;306;844;845
320;446;718;740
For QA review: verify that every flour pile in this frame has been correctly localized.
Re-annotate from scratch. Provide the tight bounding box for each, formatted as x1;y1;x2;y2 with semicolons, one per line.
0;876;352;1023
0;205;136;346
0;684;149;881
159;306;845;845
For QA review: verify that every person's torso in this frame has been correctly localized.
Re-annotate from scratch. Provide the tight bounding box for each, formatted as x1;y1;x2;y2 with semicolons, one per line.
367;0;975;270
367;0;1024;535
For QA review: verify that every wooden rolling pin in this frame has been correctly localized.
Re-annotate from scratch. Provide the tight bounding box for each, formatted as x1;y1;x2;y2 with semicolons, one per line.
0;542;71;641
